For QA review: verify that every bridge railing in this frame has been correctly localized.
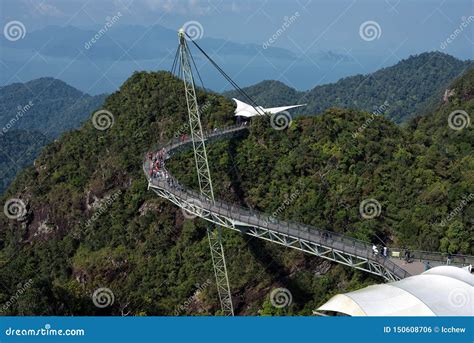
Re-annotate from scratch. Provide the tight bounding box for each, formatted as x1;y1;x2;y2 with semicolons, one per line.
387;248;473;266
146;165;410;279
209;197;410;279
144;124;248;160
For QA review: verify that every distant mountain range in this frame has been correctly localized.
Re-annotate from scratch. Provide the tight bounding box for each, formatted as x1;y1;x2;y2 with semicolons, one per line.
0;24;368;94
224;52;473;123
0;77;106;136
0;78;105;194
0;24;297;61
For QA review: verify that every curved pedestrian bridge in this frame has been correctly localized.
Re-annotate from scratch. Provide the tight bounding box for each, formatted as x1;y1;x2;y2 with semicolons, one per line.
144;124;473;281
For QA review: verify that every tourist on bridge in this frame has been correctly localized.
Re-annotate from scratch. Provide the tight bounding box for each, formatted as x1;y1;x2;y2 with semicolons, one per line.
372;244;378;256
404;249;411;263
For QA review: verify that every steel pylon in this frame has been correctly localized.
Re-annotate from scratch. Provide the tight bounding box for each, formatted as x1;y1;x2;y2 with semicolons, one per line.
177;29;234;316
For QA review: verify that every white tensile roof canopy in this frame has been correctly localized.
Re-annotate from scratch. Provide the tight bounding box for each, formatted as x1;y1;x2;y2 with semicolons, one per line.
317;266;474;316
233;98;306;117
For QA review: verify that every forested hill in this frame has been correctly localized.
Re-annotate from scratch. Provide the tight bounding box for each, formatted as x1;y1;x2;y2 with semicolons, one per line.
0;77;106;137
0;68;472;316
0;130;49;195
0;78;106;194
223;52;472;123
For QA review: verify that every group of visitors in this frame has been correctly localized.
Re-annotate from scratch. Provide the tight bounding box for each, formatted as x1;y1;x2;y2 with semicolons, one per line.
372;244;388;258
147;148;167;179
179;133;189;142
148;124;244;190
146;148;184;190
322;231;332;241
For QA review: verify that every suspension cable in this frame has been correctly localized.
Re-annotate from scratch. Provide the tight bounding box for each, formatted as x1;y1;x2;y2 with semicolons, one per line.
171;45;180;76
186;40;206;92
184;33;265;116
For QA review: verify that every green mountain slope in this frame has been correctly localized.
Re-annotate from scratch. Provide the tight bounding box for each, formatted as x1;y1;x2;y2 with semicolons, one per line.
0;77;106;137
224;52;472;123
0;78;106;195
0;68;472;316
405;68;474;252
0;130;49;194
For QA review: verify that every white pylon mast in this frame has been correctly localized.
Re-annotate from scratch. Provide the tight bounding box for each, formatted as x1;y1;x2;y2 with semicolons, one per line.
178;29;234;316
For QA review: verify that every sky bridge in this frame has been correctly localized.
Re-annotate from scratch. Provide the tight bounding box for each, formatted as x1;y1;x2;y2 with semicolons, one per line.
144;29;473;315
144;125;473;284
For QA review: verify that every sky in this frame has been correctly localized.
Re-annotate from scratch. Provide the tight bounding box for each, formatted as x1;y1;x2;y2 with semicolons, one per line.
0;0;473;93
1;0;472;56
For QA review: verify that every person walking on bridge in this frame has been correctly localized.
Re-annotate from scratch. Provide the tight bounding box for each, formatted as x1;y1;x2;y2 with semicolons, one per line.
404;249;411;263
447;253;452;265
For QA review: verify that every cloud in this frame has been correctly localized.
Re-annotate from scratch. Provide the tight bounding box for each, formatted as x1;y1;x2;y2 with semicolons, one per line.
143;0;210;15
34;2;63;17
231;1;240;13
142;0;250;15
